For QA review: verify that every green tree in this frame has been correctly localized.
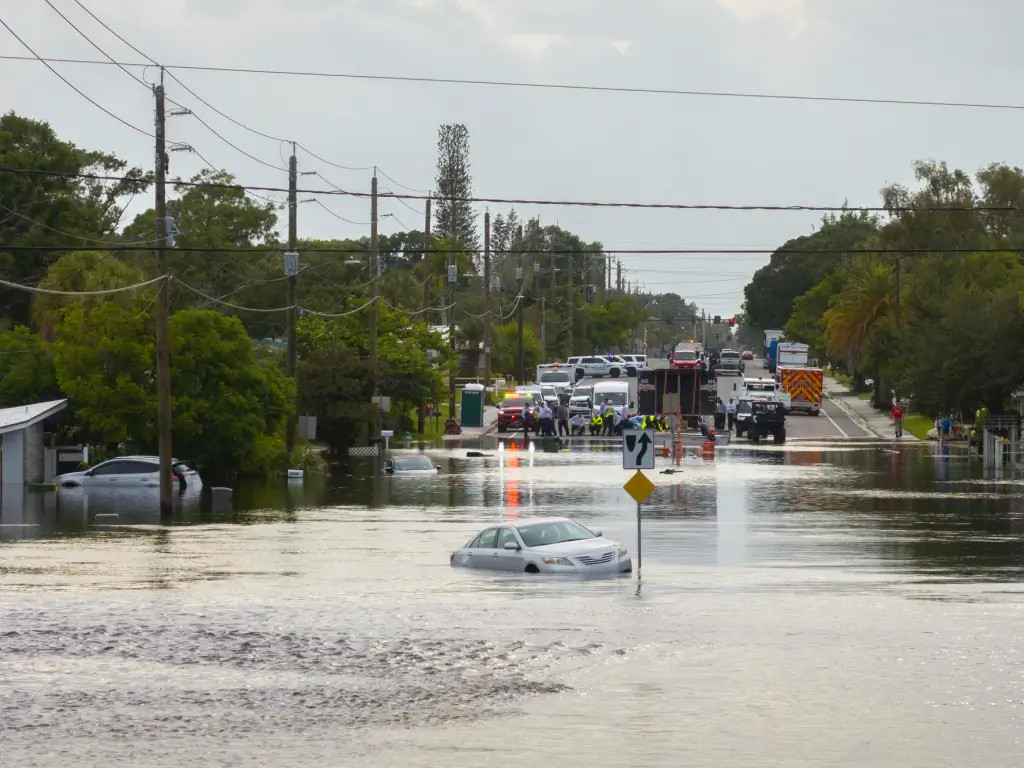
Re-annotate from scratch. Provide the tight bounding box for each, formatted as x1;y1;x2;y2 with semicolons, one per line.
588;296;645;351
122;168;279;314
784;269;848;364
433;124;479;251
0;325;60;407
0;112;148;326
168;310;294;476
491;322;541;377
824;260;894;374
53;300;155;448
743;210;878;330
54;301;292;475
32;250;147;340
296;303;455;452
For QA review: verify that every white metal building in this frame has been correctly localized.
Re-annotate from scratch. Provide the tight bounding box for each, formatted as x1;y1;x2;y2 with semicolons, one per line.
0;400;67;485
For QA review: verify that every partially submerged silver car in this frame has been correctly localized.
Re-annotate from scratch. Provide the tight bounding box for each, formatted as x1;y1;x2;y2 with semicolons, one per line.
450;517;631;574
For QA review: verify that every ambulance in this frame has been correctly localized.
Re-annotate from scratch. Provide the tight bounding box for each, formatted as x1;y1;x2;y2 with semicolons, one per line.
776;366;824;415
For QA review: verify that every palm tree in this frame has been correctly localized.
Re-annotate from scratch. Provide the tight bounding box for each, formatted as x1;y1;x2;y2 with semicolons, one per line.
824;261;895;373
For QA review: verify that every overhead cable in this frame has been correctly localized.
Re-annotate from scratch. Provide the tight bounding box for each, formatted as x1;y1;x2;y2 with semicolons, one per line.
4;52;1024;113
2;166;1014;214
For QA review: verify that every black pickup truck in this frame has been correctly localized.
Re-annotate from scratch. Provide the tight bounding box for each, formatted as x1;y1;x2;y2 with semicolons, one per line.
734;398;786;444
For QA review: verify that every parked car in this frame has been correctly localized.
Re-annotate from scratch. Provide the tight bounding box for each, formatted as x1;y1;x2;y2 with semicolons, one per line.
741;350;755;361
619;354;648;372
540;386;560;407
565;356;621;380
55;456;202;490
497;396;538;433
384;455;440;475
568;384;594;417
450;516;632;574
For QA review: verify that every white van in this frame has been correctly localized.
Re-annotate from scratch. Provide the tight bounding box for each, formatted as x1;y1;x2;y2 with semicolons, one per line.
592;380;631;415
535;364;573;394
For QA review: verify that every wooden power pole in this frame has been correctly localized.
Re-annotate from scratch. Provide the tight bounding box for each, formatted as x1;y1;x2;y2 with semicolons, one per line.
285;146;298;455
483;211;492;390
369;174;379;435
153;68;173;519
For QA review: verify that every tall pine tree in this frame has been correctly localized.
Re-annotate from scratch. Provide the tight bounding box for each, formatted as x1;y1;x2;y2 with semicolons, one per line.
433;124;479;251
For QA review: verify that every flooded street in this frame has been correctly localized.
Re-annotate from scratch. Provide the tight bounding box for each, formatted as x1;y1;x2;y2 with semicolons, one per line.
3;440;1024;767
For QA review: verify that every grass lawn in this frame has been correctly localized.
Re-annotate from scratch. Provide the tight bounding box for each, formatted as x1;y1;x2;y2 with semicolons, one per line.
903;414;932;440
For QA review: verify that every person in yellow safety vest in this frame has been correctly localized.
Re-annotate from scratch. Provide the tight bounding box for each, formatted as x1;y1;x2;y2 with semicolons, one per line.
658;415;669;432
590;413;604;436
642;415;656;430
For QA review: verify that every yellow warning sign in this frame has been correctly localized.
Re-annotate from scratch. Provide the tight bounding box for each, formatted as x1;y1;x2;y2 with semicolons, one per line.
623;470;655;504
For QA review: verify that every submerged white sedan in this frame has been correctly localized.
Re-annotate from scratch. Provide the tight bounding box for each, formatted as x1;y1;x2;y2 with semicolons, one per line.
450;517;631;575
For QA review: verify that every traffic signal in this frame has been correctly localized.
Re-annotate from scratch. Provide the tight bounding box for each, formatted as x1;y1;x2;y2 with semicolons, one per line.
728;317;735;327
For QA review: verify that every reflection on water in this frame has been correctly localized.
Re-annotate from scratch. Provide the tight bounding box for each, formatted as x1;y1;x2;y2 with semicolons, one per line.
3;440;1024;767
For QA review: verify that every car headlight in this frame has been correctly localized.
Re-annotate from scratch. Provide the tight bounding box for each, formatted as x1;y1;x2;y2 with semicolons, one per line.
617;545;628;558
542;557;573;566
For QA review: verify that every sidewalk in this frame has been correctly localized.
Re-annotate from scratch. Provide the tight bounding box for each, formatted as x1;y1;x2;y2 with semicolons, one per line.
823;377;918;440
445;405;499;439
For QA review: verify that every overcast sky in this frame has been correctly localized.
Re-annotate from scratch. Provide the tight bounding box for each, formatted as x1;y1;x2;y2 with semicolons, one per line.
4;0;1022;316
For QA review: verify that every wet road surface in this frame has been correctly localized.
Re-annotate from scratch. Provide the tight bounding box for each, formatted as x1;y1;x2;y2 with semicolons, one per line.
2;439;1024;767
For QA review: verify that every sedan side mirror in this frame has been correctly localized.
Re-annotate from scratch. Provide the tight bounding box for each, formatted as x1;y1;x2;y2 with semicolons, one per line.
503;541;521;551
83;470;93;477
434;464;442;471
593;531;603;538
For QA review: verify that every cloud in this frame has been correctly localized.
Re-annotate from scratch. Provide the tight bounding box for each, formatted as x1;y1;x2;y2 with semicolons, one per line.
609;39;633;55
715;0;809;37
502;32;564;57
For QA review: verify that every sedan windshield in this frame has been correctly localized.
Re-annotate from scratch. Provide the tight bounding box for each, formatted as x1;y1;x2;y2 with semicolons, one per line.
571;387;592;399
674;349;698;360
517;520;597;547
392;456;435;471
501;398;528;408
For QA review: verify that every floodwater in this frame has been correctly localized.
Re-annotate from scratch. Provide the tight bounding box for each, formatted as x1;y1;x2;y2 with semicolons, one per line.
3;438;1024;767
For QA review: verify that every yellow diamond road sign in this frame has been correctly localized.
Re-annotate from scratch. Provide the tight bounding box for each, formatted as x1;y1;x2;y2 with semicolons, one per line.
623;470;655;504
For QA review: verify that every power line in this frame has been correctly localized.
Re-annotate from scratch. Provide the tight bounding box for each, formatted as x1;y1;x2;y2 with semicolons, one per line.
5;243;1024;257
41;0;149;90
4;53;1024;113
4;166;1018;214
0;273;166;296
65;2;424;189
0;20;150;137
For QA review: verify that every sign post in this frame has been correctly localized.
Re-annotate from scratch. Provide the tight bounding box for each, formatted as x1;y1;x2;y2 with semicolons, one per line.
623;428;656;580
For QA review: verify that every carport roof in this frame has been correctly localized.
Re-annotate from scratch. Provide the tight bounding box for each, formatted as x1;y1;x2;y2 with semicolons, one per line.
0;399;67;435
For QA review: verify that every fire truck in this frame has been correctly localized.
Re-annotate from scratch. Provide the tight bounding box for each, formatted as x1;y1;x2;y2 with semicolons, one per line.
776;366;824;415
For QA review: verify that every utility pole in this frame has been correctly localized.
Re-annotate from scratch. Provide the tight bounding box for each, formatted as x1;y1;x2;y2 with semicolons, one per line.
418;196;432;436
581;252;588;352
540;297;546;360
616;259;622;294
516;257;525;384
448;195;457;418
567;252;574;352
153;68;173;520
285;145;298;455
422;197;431;316
483;211;492;390
895;255;902;329
369;174;379;435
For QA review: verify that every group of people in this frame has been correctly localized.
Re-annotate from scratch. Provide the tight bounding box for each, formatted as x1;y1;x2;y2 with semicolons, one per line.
714;398;737;431
520;398;672;438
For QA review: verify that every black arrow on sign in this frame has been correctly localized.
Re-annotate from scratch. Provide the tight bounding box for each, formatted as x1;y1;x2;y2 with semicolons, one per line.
636;432;652;466
625;434;637;453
